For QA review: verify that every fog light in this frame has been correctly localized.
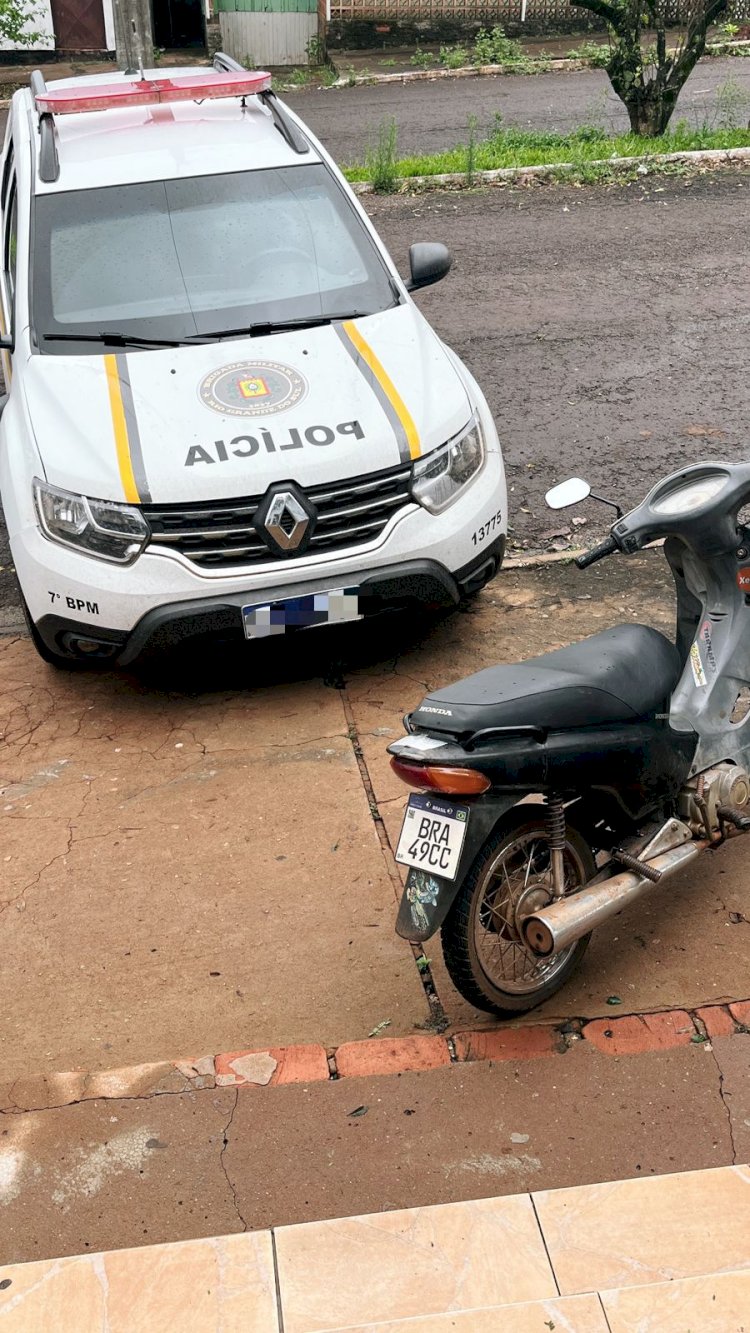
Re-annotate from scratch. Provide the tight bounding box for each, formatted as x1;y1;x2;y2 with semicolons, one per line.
62;634;119;659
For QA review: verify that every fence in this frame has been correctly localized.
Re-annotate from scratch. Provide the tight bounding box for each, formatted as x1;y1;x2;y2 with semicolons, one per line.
332;0;574;18
330;0;750;27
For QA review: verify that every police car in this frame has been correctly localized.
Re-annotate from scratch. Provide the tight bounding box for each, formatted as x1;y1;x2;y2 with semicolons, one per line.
0;57;507;667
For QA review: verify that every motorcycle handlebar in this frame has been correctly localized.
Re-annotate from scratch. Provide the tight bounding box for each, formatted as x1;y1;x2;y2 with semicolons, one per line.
575;535;620;569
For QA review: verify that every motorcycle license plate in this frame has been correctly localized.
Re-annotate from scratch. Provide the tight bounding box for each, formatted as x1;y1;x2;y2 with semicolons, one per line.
395;793;470;881
242;588;361;640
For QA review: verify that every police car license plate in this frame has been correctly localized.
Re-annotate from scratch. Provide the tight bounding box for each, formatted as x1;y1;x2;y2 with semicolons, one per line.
395;793;470;882
242;588;361;640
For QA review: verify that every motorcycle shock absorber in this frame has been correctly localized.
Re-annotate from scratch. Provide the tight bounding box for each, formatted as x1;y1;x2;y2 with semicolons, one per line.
546;794;567;899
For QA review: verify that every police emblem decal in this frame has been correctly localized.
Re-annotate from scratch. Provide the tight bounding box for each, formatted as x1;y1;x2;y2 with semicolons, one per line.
199;361;308;418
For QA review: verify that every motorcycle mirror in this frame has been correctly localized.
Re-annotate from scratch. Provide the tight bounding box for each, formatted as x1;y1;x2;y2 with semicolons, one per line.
545;477;591;510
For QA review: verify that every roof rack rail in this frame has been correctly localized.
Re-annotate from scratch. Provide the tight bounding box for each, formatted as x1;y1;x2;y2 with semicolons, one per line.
258;91;309;155
213;49;309;155
213;51;246;75
29;68;60;183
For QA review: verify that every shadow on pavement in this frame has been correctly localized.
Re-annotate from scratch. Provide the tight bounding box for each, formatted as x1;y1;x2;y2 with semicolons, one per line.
127;604;462;696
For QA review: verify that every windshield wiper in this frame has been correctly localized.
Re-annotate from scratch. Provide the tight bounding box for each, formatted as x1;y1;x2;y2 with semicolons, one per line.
43;331;202;348
191;315;366;342
43;310;388;349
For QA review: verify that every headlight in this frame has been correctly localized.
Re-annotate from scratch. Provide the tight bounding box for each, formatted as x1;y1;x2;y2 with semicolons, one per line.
33;480;149;564
411;417;485;514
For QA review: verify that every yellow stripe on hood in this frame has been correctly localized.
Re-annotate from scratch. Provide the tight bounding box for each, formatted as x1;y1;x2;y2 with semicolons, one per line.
341;320;421;461
105;353;140;503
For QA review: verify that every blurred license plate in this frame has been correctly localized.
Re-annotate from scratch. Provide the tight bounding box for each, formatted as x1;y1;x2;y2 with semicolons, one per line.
395;793;470;881
242;588;361;640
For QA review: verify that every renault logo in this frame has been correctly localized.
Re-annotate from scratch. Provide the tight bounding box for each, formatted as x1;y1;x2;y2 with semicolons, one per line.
254;485;316;557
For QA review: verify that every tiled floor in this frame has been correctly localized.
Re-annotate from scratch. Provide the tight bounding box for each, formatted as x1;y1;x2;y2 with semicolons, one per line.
1;1165;749;1330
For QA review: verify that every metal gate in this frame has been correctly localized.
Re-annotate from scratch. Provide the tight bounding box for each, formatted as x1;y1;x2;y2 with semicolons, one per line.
49;0;107;49
216;0;318;67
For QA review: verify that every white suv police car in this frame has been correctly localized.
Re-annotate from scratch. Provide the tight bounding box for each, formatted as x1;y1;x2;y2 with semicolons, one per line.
0;58;507;667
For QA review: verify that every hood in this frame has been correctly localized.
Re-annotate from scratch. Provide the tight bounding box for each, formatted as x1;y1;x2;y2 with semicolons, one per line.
23;305;472;505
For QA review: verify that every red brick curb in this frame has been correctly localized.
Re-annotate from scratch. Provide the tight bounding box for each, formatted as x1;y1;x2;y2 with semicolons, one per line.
453;1026;559;1062
2;999;748;1111
583;1009;695;1056
336;1034;451;1078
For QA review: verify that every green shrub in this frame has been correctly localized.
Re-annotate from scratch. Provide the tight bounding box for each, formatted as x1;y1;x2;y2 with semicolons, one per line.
566;40;610;66
439;44;470;68
473;25;523;65
410;47;436;67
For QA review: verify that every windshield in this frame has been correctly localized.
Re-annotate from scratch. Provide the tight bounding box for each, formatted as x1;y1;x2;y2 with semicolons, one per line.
33;165;398;352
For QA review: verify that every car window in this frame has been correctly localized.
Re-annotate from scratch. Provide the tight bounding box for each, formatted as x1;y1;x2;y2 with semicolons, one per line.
4;183;17;300
32;165;398;351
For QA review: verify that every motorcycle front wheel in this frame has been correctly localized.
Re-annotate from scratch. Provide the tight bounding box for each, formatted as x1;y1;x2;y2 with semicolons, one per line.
441;813;595;1016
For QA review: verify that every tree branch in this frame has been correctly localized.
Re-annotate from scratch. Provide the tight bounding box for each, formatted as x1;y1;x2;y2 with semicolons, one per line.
571;0;622;28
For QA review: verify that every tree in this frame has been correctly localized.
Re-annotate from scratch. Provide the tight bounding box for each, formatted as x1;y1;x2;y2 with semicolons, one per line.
572;0;730;136
0;0;43;46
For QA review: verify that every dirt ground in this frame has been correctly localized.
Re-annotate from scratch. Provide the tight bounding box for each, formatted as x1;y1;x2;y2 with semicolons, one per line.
2;551;750;1086
367;169;750;546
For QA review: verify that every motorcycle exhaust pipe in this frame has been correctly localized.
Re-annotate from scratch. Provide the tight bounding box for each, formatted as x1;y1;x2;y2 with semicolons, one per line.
522;838;710;957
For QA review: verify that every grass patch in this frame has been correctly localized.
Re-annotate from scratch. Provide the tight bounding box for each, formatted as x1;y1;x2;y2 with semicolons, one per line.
344;121;750;185
364;117;399;193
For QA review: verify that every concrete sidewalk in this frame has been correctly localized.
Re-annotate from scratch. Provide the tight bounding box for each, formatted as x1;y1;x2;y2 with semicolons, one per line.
1;1010;749;1265
3;553;750;1265
2;552;749;1085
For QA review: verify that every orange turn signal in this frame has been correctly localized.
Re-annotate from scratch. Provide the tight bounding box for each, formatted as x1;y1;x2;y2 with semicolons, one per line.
390;757;490;795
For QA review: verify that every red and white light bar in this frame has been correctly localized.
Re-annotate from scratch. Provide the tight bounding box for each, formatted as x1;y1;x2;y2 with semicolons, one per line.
35;70;272;115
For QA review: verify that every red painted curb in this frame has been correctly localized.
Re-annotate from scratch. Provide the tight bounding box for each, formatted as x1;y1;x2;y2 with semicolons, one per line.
453;1027;558;1062
583;1010;695;1056
696;1005;736;1039
729;1000;750;1026
4;999;747;1111
335;1034;451;1078
215;1045;329;1087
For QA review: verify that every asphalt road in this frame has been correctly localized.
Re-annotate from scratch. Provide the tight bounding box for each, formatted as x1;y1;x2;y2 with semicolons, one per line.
2;163;750;614
285;56;750;163
365;168;750;549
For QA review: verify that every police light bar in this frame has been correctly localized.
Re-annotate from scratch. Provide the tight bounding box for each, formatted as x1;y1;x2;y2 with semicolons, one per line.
35;70;272;115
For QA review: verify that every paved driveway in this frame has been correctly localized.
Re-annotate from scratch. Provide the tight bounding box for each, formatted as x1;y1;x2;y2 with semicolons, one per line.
2;552;749;1082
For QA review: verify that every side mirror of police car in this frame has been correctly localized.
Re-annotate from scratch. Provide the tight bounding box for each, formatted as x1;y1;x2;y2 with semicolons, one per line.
406;243;452;292
0;333;12;352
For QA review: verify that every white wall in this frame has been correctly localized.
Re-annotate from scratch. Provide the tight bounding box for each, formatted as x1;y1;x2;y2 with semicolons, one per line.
103;0;115;50
4;0;55;51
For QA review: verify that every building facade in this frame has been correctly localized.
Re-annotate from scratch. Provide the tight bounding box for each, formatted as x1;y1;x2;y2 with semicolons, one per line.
5;0;208;55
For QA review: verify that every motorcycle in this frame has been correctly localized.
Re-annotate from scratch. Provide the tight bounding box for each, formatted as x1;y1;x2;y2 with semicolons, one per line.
387;461;750;1015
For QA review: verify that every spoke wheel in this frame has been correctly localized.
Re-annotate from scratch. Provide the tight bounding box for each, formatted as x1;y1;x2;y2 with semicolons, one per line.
441;814;595;1016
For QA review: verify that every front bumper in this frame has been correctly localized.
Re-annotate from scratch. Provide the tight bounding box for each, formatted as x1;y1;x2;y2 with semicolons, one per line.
33;536;505;664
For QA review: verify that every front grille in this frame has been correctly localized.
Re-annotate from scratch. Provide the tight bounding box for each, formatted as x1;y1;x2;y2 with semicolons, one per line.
141;461;414;571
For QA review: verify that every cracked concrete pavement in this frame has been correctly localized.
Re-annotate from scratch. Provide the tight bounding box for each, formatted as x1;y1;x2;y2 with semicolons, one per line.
1;1037;746;1265
3;551;750;1082
3;552;750;1262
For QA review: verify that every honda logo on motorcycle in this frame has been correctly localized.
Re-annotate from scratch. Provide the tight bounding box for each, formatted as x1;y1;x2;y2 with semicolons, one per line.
254;484;316;557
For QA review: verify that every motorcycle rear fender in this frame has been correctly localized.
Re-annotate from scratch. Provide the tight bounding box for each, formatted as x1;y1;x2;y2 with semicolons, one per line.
395;793;519;941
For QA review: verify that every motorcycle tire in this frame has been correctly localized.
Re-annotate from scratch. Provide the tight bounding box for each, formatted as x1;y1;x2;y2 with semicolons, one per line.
441;811;595;1017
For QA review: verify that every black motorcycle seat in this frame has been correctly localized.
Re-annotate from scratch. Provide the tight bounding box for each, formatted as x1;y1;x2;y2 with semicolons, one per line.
412;624;681;734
